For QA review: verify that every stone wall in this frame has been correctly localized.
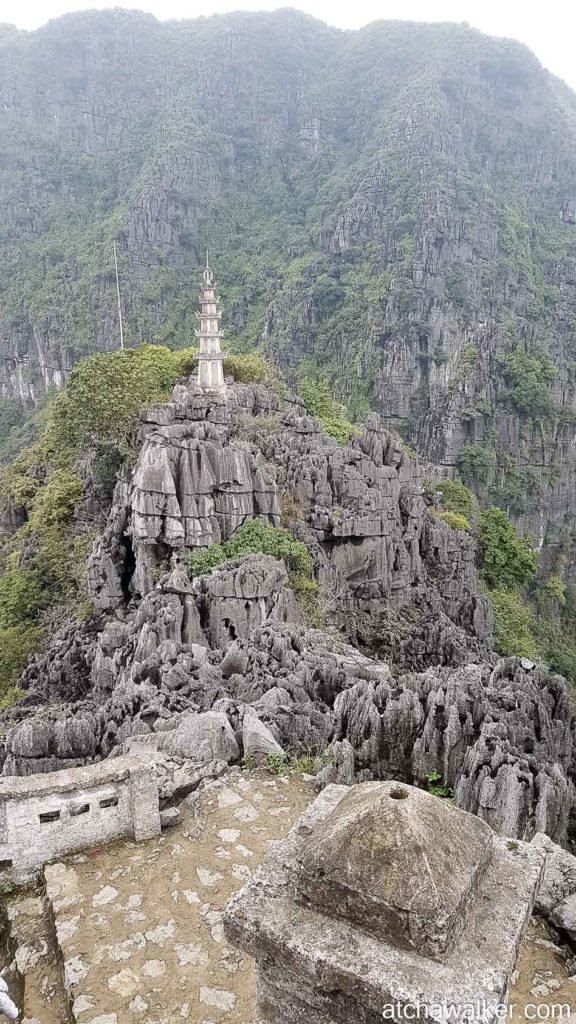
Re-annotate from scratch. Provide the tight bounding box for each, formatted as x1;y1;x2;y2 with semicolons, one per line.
0;755;160;883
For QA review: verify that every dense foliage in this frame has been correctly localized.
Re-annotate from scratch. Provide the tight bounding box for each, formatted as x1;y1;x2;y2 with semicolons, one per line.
488;588;538;660
435;479;473;518
433;510;469;531
477;508;538;590
3;7;576;694
222;353;283;394
298;377;354;445
500;347;556;417
8;10;575;428
48;345;195;461
188;520;313;584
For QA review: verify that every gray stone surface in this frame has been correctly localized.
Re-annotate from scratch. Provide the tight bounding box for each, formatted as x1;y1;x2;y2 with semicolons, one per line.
163;711;240;764
532;832;576;941
85;384;490;658
242;708;283;765
155;757;228;802
159;806;181;829
0;756;160;884
295;781;493;955
1;383;575;843
2;623;573;841
225;784;545;1024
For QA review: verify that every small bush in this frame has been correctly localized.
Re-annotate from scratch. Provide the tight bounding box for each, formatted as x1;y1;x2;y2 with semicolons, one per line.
27;469;82;531
223;353;283;394
458;443;496;485
224;520;311;575
188;544;227;577
289;574;325;628
0;624;42;692
435;479;473;517
173;348;197;377
280;492;306;526
540;573;566;606
47;344;188;461
500;347;556;416
489;588;538;659
423;771;453;800
0;686;25;711
188;520;313;583
477;507;537;590
298;377;355;446
0;568;42;627
433;510;470;531
263;749;334;777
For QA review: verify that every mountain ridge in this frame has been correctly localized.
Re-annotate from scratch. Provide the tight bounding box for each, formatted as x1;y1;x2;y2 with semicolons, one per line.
3;8;576;573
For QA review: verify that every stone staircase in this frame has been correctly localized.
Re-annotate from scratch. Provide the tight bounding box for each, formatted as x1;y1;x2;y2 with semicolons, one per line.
6;890;71;1024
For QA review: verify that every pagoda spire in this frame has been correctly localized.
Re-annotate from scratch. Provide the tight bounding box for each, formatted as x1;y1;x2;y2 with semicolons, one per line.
195;258;225;393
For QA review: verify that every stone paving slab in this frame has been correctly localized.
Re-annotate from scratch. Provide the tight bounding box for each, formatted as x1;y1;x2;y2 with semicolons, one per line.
44;768;313;1024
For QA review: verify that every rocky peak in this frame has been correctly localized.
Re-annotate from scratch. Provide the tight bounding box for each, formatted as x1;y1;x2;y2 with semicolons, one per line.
0;377;573;848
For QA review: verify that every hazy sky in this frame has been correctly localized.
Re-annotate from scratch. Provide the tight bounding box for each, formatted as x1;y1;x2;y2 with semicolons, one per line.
3;1;576;90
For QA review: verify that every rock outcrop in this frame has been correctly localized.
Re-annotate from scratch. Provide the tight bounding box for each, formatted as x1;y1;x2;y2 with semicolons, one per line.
532;833;576;942
2;615;573;842
225;782;544;1022
88;382;490;666
1;382;574;844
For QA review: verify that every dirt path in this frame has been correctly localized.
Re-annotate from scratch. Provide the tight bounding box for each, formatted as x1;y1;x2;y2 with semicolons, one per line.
511;917;575;1021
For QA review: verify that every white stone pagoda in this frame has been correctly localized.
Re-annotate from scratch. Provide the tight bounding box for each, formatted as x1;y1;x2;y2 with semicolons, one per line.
195;258;225;393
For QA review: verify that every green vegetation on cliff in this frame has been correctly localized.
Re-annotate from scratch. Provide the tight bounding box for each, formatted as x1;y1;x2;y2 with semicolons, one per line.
477;508;538;590
298;377;355;444
0;341;296;699
0;345;200;698
188;519;313;585
4;8;576;688
3;9;576;440
434;481;576;680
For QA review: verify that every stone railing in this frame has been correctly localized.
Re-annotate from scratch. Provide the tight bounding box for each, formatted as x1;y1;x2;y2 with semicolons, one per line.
0;755;160;884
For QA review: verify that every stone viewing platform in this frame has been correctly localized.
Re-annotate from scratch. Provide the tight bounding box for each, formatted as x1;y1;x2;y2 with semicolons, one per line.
0;769;573;1024
224;781;545;1023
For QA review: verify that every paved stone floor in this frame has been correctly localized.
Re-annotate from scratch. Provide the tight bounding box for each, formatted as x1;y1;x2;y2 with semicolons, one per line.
45;768;313;1024
511;917;575;1021
6;768;575;1023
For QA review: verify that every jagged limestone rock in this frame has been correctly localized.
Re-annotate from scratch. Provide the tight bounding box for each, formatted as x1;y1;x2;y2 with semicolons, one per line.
2;383;575;843
3;618;573;843
88;384;490;669
532;832;576;941
242;708;284;765
164;712;240;764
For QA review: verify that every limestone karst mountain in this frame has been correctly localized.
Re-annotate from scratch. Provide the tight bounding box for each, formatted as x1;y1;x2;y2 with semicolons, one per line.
3;9;576;568
0;370;573;845
1;10;576;855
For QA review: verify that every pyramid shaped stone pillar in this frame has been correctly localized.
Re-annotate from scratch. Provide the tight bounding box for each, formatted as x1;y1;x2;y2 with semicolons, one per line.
224;781;544;1024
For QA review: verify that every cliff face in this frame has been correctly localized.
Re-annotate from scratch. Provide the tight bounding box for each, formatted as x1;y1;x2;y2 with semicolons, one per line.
3;10;576;562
